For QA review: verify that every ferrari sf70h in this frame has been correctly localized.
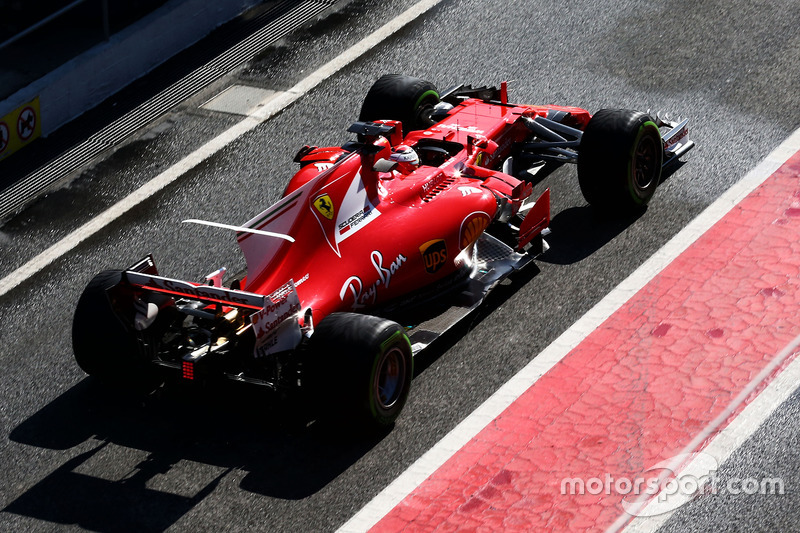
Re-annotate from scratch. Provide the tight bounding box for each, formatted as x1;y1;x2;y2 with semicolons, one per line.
73;74;694;427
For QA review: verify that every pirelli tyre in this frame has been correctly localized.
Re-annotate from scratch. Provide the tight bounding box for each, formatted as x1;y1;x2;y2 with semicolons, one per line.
72;270;162;393
577;109;663;213
359;74;440;136
306;312;413;428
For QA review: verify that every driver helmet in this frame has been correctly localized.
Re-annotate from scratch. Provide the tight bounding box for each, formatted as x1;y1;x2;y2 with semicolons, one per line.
389;144;419;174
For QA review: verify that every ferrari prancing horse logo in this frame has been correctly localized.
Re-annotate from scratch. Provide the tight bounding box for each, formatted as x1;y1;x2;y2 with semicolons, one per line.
313;194;334;220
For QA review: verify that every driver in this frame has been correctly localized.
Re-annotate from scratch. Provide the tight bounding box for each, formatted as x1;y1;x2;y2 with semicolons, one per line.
389;144;420;175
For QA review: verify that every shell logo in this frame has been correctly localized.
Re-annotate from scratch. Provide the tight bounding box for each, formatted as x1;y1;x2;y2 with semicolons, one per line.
459;212;491;249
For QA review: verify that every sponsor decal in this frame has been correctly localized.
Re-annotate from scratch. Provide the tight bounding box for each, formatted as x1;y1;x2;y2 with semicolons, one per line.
252;280;302;358
268;273;309;300
419;239;448;274
335;171;380;243
439;123;485;135
127;272;263;308
421;172;449;195
338;205;372;233
459;211;491;249
294;272;310;287
313;193;334;220
665;125;689;149
458;186;482;196
311;171;381;256
339;251;407;309
314;162;334;172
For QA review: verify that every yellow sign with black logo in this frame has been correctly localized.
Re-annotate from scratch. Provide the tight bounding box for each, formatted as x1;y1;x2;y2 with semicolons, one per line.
420;239;448;274
313;194;334;220
0;96;41;162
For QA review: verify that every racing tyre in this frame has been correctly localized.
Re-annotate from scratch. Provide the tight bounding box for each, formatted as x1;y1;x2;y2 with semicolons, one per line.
306;313;413;428
577;109;663;213
359;74;440;136
72;270;162;393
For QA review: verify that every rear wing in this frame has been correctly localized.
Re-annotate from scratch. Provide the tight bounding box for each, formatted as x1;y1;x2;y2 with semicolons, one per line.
123;255;303;358
123;255;266;310
124;271;267;310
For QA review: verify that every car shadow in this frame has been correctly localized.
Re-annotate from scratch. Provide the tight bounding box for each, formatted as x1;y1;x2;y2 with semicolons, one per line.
5;378;392;531
4;165;671;529
537;205;646;265
4;261;545;531
519;158;685;266
411;263;542;378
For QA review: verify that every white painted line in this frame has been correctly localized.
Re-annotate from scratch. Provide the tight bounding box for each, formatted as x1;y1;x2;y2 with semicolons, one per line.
614;333;800;532
0;0;446;298
337;127;800;533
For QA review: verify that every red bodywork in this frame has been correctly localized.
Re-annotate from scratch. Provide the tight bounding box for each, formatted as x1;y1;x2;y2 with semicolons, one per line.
77;79;693;403
231;98;588;325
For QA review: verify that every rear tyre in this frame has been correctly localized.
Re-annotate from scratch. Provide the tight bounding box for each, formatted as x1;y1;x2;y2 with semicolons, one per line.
359;74;440;136
577;109;663;213
306;312;413;428
72;270;162;393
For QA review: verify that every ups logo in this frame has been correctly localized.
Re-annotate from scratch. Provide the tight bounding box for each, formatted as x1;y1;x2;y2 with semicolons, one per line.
419;239;448;274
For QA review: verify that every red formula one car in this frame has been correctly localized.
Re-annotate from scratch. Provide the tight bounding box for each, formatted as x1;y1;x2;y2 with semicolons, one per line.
73;75;694;427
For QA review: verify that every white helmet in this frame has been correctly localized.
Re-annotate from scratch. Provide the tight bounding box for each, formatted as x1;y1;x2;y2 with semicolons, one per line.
389;144;419;173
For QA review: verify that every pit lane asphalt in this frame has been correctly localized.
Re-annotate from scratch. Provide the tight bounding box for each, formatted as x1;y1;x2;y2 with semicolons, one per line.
1;0;799;531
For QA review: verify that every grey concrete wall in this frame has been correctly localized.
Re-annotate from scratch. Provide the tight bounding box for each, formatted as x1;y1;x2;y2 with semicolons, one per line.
0;0;262;136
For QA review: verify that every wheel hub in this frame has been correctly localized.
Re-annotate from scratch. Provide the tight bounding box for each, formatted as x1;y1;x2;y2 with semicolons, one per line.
375;347;407;410
634;134;659;190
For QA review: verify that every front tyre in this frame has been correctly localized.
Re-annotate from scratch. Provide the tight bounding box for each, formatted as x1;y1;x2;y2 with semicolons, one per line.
577;109;663;213
359;74;440;136
306;313;413;428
